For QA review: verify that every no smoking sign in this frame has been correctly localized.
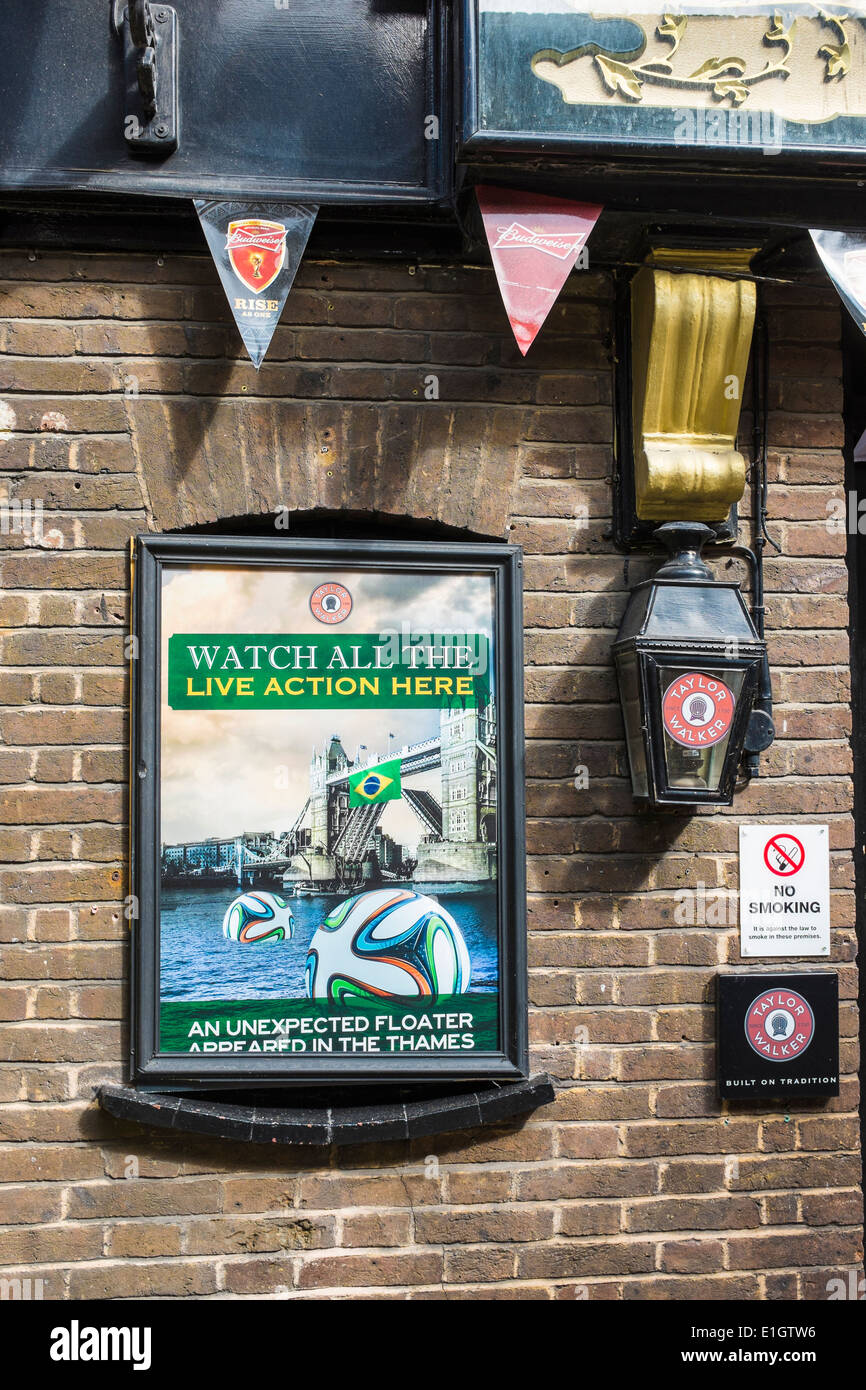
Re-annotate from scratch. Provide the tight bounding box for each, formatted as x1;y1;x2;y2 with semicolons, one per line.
739;825;830;957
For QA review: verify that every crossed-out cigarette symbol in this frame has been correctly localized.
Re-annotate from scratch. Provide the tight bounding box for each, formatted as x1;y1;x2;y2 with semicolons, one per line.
763;833;805;876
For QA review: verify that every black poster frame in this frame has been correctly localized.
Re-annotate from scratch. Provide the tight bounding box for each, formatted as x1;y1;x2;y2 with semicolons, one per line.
130;534;528;1089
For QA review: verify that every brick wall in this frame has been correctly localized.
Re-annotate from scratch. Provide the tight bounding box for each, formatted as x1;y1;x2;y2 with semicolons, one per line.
0;249;861;1299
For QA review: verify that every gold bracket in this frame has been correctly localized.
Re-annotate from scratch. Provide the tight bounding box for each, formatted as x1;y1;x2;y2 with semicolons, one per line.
631;250;757;522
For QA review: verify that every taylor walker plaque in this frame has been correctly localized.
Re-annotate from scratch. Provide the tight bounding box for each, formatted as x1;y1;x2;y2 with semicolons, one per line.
717;972;839;1099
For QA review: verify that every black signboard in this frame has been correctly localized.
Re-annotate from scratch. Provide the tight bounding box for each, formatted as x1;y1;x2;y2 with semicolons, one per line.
717;972;839;1099
0;0;447;203
131;534;527;1089
462;3;866;182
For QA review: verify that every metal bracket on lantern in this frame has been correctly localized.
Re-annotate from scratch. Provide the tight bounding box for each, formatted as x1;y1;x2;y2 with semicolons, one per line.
112;1;179;155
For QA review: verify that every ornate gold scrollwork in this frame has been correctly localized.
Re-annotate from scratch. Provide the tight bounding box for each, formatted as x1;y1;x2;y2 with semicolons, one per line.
533;10;854;110
595;11;794;105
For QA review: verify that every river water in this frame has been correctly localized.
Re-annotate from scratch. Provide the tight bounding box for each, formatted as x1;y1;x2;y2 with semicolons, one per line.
160;882;499;1003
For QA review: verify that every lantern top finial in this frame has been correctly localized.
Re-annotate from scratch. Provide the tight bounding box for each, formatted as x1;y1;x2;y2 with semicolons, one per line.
653;521;715;581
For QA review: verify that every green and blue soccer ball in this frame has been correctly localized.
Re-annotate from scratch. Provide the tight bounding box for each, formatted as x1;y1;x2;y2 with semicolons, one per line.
305;887;470;1003
222;890;295;945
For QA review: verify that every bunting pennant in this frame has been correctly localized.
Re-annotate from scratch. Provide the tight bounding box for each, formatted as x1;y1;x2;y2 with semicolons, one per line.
810;228;866;338
477;186;602;355
194;199;318;368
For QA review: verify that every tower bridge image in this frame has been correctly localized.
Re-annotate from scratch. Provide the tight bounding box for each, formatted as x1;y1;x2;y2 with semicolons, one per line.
161;699;497;894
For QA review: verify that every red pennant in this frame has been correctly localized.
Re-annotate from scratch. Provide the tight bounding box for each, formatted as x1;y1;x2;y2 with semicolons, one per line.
477;186;602;355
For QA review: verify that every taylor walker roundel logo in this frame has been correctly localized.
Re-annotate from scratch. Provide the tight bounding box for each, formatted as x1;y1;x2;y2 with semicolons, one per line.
745;987;815;1061
310;582;352;625
661;672;735;748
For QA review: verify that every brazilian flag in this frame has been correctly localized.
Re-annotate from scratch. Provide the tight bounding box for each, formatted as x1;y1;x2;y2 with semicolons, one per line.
349;757;402;806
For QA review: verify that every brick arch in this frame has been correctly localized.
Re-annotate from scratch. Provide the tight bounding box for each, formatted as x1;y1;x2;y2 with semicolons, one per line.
177;508;503;546
126;396;526;538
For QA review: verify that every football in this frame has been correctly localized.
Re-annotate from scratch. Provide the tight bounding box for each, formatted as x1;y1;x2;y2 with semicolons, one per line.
305;887;471;1003
222;890;295;945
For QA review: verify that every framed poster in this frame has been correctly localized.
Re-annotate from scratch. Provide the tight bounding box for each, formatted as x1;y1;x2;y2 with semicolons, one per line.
131;535;527;1088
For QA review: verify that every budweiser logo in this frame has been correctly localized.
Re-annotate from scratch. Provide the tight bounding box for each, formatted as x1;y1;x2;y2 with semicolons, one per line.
226;225;286;253
492;221;585;260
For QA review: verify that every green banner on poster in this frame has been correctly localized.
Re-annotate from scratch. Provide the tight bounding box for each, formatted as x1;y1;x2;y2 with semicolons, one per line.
160;995;499;1055
168;633;489;709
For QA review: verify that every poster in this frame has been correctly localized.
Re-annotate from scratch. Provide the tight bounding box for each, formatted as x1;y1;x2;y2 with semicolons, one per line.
132;537;527;1085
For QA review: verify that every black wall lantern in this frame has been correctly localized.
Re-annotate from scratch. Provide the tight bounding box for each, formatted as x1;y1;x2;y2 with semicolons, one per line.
613;523;773;808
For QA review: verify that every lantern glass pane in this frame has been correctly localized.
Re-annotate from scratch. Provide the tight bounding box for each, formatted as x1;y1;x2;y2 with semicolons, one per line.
616;652;648;797
647;585;756;641
658;666;746;793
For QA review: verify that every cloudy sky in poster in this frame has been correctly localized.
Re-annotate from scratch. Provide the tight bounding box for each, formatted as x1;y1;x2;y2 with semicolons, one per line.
159;565;495;847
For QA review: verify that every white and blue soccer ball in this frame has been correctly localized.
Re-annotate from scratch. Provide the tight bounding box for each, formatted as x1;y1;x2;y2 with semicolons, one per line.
222;890;295;945
305;887;471;1003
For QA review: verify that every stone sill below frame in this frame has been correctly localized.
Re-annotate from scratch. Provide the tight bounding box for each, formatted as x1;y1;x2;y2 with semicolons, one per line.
97;1075;555;1146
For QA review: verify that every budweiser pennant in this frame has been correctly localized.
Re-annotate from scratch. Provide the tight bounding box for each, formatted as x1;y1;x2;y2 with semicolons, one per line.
194;200;318;368
811;228;866;339
477;186;602;355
